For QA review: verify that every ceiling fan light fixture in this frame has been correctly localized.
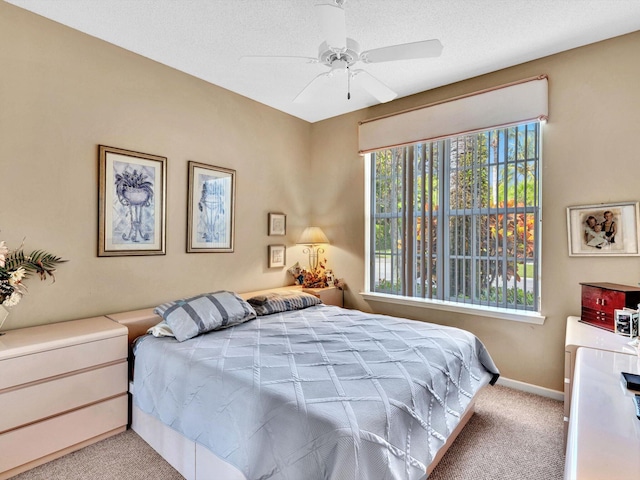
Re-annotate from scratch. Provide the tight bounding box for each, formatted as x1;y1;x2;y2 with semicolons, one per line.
247;1;441;105
318;38;360;66
331;59;349;74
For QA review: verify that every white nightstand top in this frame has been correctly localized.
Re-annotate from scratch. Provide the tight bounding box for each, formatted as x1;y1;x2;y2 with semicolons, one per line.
302;286;337;294
565;347;640;479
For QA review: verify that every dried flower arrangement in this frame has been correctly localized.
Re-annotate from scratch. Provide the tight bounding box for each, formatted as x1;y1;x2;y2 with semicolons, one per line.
0;239;66;308
288;261;345;290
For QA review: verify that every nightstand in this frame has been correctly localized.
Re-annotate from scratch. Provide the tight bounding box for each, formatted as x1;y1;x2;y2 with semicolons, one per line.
303;286;344;307
0;316;129;479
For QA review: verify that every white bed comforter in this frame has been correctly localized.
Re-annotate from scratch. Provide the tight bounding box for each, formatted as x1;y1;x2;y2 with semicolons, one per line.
133;305;499;480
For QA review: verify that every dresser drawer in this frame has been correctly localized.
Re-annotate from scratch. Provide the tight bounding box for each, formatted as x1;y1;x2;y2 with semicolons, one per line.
0;336;127;390
0;395;127;474
581;306;613;330
0;361;127;433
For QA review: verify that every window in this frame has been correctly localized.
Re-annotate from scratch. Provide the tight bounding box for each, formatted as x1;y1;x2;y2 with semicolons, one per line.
368;121;541;313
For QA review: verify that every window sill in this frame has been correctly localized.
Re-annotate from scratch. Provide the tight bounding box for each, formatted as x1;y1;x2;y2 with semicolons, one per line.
360;292;546;325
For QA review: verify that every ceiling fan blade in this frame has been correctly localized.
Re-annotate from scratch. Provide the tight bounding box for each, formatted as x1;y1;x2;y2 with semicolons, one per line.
360;39;443;63
293;72;332;103
240;55;318;65
352;69;397;103
316;3;347;51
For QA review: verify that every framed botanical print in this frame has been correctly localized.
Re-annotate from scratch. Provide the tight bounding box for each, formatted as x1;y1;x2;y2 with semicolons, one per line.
98;145;166;256
566;201;640;256
268;244;286;268
187;161;236;253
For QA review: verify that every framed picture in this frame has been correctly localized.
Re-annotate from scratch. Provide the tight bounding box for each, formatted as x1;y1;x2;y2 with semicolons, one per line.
98;145;166;256
268;213;286;236
566;201;640;256
268;245;286;268
187;161;236;253
614;308;639;337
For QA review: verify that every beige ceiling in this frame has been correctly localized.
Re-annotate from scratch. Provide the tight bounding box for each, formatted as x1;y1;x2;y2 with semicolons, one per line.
6;0;640;123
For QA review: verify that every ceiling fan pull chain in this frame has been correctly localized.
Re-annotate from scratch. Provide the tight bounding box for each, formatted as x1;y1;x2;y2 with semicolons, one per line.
347;66;351;100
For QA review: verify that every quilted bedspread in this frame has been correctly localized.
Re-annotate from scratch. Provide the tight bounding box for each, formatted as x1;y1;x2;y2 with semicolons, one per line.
133;305;499;480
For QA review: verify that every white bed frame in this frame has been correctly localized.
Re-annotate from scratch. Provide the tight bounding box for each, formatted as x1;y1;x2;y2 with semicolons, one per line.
108;287;478;480
129;395;476;480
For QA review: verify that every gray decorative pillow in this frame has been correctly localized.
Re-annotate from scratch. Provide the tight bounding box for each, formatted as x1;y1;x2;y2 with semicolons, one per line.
154;291;256;342
247;291;322;316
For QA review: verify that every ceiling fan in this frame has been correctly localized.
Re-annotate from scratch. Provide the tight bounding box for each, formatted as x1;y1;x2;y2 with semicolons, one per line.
241;0;443;104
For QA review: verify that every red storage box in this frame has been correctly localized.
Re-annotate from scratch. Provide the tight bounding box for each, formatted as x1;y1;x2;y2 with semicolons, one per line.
580;282;640;331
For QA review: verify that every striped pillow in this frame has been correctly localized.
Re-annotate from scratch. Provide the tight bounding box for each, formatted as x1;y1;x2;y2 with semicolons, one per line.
247;291;322;316
154;291;256;342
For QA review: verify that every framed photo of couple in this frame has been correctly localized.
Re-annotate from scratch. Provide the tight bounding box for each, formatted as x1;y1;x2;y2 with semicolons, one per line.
566;201;640;256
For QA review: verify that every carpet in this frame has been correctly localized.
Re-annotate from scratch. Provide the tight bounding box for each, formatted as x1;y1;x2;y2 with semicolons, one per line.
11;385;564;479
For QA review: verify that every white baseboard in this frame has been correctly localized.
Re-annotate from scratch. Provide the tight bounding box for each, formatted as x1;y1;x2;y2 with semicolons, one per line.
496;376;564;401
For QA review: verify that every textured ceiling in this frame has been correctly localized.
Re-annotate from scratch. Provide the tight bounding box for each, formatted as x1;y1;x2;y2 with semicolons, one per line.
6;0;640;123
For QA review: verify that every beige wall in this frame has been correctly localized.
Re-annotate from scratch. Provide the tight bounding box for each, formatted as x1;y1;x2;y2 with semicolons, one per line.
3;1;640;391
311;31;640;391
0;2;312;329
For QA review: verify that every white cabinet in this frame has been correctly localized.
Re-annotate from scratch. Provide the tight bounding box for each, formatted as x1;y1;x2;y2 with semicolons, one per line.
0;316;128;479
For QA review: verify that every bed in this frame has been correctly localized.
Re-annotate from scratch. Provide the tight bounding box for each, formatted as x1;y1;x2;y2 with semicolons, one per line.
109;287;499;480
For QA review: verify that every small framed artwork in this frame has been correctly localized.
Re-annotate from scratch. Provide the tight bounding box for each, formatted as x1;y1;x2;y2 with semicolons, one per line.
268;213;286;236
268;245;286;268
325;269;335;285
187;161;236;253
98;145;166;256
567;201;640;256
614;309;638;337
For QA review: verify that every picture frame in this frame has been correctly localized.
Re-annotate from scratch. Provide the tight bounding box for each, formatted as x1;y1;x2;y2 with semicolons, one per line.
98;145;166;256
268;244;286;268
268;213;286;236
325;269;335;285
614;308;639;337
187;161;236;253
566;201;640;256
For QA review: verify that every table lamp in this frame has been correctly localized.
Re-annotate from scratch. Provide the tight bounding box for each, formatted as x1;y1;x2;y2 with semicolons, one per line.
297;226;329;273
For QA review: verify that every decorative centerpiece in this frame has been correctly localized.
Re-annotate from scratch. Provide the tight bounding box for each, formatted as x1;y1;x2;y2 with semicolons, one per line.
0;239;66;330
287;261;345;290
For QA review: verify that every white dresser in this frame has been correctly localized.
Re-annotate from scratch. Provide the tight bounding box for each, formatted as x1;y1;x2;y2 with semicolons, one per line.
565;347;640;479
0;316;129;479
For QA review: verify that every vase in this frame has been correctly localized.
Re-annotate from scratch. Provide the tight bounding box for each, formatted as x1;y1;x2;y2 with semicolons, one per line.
122;187;151;206
0;305;8;333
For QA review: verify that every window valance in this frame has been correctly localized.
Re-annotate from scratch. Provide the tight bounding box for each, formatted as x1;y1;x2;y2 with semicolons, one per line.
358;75;548;154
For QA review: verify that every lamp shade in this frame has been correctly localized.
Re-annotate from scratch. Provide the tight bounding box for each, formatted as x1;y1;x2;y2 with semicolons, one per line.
297;227;329;245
